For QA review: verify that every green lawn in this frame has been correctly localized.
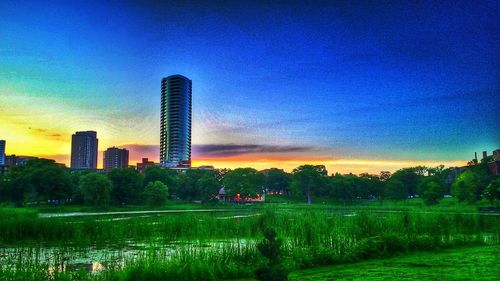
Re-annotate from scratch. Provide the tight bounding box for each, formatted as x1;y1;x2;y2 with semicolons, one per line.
237;246;500;281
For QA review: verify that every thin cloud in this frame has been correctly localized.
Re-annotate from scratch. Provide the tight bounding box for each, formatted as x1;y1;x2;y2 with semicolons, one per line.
28;127;47;133
193;144;316;157
118;143;318;159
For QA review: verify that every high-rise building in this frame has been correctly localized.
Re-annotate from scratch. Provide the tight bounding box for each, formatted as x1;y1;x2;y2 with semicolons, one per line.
71;131;98;169
160;74;192;167
0;140;5;165
103;147;129;171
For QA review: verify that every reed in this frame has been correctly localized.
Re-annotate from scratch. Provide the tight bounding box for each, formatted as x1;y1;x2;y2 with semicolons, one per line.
0;207;498;281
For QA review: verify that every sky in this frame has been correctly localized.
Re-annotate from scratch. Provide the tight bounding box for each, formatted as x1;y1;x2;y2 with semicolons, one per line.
0;0;499;174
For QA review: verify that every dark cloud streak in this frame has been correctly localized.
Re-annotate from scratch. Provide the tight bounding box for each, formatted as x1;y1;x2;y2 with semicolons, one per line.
120;144;316;159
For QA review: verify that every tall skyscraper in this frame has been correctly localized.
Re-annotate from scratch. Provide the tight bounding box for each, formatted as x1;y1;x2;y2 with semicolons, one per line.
0;140;5;165
103;147;129;171
160;74;192;167
71;131;98;169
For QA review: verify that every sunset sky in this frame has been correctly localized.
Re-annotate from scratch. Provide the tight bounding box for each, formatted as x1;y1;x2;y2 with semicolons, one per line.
1;0;498;174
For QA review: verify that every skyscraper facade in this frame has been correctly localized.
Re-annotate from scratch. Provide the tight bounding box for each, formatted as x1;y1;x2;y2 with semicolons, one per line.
160;74;192;167
71;131;98;169
103;147;129;171
0;140;5;165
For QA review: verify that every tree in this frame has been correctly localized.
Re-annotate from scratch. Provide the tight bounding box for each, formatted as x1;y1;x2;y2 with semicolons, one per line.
195;171;220;200
107;168;144;205
379;171;392;182
143;181;169;206
390;168;424;197
291;165;328;204
421;181;444;205
482;178;500;206
223;168;265;199
172;169;204;200
383;179;407;201
330;173;353;202
1;159;73;204
79;173;112;206
452;170;481;203
2;167;33;205
265;168;291;194
144;166;178;188
0;174;6;202
176;172;197;200
255;228;288;281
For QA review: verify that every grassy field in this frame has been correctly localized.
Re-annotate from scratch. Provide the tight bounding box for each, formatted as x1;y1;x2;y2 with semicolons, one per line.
236;246;500;281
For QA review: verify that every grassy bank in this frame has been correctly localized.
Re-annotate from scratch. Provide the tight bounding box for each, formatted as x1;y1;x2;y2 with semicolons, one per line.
236;245;500;281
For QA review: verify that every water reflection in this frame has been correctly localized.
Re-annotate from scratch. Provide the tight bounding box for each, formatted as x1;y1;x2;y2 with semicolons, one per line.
0;238;256;274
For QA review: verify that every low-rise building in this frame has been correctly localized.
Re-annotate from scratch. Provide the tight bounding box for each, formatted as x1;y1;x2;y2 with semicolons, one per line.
137;158;157;173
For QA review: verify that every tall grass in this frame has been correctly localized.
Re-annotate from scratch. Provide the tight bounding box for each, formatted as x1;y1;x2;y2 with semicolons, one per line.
0;208;498;280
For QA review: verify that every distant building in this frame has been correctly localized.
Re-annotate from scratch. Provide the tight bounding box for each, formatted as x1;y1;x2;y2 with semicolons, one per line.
71;131;98;169
0;140;6;174
488;161;500;176
450;149;500;178
1;155;65;174
137;158;157;173
482;151;488;160
160;74;192;168
493;149;500;161
0;140;5;165
103;147;129;171
488;149;500;176
5;155;38;166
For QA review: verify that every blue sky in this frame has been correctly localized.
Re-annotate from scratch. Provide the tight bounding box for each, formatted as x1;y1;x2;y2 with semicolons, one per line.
0;0;498;173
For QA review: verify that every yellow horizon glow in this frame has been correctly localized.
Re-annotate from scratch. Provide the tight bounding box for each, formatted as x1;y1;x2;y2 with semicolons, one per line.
0;146;468;174
192;158;467;174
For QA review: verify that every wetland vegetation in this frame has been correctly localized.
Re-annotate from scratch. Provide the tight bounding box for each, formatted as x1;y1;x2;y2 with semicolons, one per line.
0;158;498;280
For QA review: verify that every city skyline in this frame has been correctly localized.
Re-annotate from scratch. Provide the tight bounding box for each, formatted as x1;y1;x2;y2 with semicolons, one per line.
1;1;498;174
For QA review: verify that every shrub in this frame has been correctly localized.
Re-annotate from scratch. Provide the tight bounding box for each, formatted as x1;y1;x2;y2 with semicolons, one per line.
143;181;169;206
255;228;288;281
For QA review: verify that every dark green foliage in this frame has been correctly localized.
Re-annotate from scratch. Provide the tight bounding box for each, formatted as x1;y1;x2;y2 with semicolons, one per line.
196;171;220;199
421;180;444;205
0;160;495;211
223;168;265;198
255;228;288;281
143;181;168;206
107;168;144;205
265;168;291;194
482;178;500;205
390;167;426;196
1;159;73;204
452;170;481;203
291;165;328;204
176;171;199;200
172;169;220;200
79;173;112;206
329;173;382;202
384;179;407;200
144;166;178;191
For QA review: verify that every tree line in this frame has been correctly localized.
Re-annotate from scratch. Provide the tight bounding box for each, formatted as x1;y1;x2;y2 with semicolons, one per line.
0;158;498;206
